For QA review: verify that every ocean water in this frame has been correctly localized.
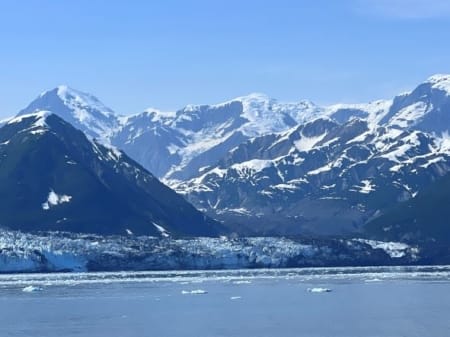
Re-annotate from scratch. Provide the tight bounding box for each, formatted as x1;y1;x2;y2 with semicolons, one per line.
0;266;449;337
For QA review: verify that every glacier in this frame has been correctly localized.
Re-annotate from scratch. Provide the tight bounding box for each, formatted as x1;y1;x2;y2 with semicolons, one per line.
0;230;422;273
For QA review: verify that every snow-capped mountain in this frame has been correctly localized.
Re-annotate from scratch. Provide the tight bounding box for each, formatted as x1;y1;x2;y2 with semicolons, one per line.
174;115;450;235
111;74;450;186
169;75;450;235
18;85;119;141
0;112;221;237
112;93;323;181
4;74;450;239
15;88;324;181
380;74;450;133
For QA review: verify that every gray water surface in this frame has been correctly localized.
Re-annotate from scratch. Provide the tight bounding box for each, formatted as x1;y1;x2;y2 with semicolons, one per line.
0;266;449;337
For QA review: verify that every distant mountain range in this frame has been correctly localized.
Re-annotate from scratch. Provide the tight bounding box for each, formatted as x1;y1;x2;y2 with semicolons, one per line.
2;74;450;243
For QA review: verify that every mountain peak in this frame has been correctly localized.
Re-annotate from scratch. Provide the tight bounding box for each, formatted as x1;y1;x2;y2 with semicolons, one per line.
426;73;450;82
41;85;116;118
39;85;81;100
425;74;450;92
235;92;271;102
39;84;71;96
20;86;118;140
54;84;86;100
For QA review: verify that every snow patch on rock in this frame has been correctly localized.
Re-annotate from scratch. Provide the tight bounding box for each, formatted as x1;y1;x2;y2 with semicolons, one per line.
42;190;72;210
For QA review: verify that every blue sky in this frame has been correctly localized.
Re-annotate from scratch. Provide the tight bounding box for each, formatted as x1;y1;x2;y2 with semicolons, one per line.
1;0;449;117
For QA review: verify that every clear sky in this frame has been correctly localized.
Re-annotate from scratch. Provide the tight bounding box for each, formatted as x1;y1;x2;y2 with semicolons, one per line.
1;0;449;117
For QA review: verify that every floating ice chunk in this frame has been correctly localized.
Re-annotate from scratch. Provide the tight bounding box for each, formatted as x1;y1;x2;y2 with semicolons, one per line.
230;296;242;300
181;289;208;295
307;287;332;293
233;280;252;285
22;285;43;292
365;278;382;283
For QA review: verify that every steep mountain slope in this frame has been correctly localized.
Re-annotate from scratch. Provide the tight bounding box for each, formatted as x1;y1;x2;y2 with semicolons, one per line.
365;171;450;245
380;74;450;133
0;112;220;237
174;115;450;235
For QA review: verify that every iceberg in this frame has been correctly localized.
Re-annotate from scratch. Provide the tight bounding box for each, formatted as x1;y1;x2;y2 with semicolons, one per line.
181;289;208;295
22;286;43;292
307;287;332;293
